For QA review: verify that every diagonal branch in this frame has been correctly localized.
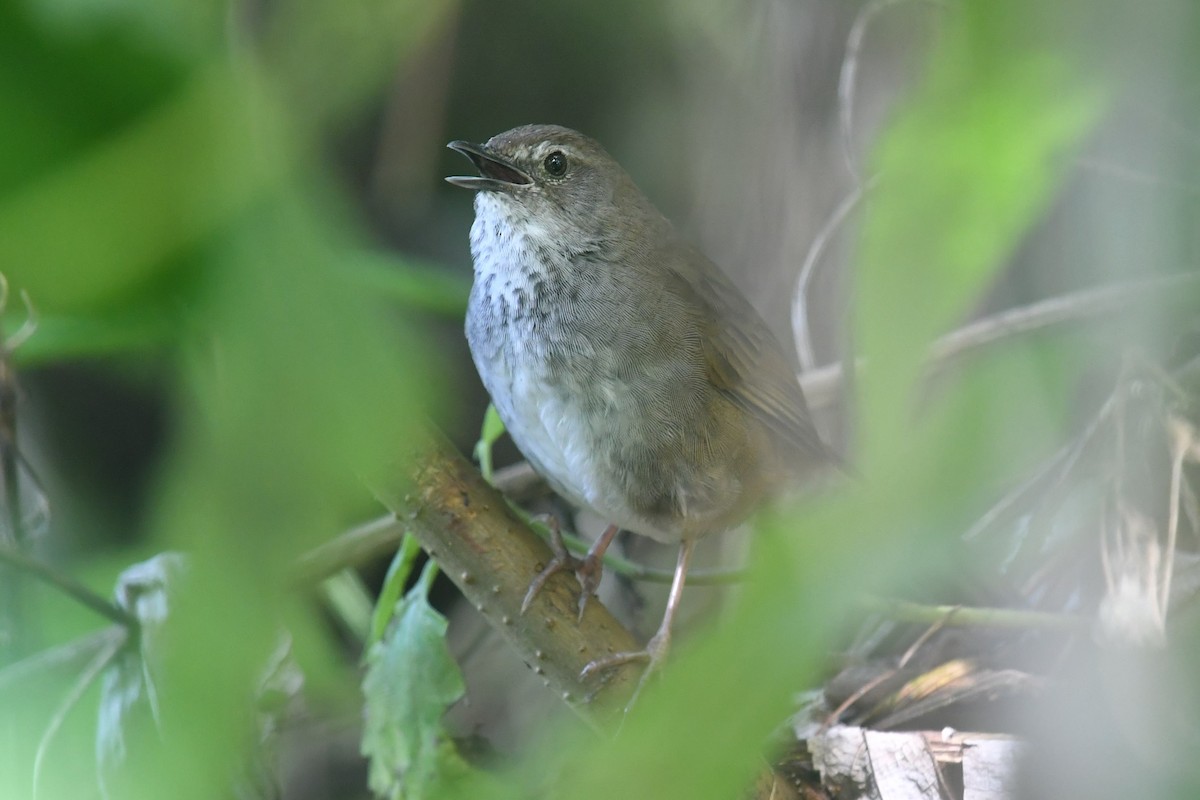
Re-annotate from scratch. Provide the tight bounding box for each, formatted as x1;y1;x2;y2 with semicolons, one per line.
365;428;644;728
0;543;137;630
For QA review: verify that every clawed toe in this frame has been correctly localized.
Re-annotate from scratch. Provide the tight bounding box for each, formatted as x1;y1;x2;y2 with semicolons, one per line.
521;521;617;618
578;540;696;710
579;632;671;711
579;648;651;681
521;550;582;613
573;556;604;619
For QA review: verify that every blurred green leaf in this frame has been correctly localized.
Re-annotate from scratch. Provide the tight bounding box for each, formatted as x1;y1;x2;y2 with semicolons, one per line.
263;0;460;130
139;187;435;798
347;251;470;318
0;2;190;193
0;68;292;312
856;13;1105;467
25;0;226;57
361;559;471;800
14;309;174;366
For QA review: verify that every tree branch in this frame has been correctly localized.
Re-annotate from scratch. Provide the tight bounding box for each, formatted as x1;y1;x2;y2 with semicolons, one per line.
365;429;644;727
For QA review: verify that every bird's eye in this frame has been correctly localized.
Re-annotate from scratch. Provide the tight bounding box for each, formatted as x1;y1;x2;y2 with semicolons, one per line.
543;151;568;177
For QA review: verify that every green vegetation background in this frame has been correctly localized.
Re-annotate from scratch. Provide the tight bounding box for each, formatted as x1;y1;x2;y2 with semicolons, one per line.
1;0;1197;798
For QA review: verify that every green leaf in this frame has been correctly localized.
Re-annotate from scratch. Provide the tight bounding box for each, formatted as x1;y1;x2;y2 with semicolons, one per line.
361;560;471;800
368;534;423;648
472;405;505;484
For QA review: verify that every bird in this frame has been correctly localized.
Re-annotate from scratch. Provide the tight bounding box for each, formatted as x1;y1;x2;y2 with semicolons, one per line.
446;124;834;681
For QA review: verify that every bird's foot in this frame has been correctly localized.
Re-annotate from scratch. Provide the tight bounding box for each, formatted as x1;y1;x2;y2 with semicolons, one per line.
579;539;695;710
579;627;671;709
521;517;605;620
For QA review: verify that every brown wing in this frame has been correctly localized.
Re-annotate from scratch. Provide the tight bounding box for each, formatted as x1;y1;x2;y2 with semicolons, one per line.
664;243;831;467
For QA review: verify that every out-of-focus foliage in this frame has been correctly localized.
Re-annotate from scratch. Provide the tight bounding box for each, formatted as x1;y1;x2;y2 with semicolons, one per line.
858;23;1104;465
0;0;457;796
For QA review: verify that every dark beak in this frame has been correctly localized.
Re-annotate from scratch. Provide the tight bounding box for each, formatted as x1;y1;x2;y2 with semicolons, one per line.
445;141;532;192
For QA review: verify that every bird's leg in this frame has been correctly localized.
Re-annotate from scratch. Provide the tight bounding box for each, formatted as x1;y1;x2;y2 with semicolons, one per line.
580;538;696;700
522;520;620;620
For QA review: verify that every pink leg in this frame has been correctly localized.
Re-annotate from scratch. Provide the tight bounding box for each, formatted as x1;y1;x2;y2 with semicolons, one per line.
580;538;696;687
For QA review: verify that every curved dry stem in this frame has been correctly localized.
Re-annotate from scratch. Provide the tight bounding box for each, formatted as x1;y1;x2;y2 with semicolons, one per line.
792;181;873;371
31;627;128;799
838;0;947;181
9;290;40;352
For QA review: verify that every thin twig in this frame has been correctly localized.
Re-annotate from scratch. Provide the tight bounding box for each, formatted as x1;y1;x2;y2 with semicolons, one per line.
1076;156;1200;198
0;277;39;663
1181;479;1200;545
297;510;747;588
0;626;125;693
966;393;1117;549
929;273;1200;368
961;442;1069;544
860;596;1089;631
0;543;137;629
838;0;946;182
9;290;38;352
799;272;1200;410
838;0;921;181
291;514;405;584
825;596;1086;727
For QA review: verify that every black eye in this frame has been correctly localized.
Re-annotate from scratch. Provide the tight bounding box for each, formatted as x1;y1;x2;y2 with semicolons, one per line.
543;151;567;177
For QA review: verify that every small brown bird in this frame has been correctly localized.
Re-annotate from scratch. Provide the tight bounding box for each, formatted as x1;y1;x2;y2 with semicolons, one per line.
447;124;833;678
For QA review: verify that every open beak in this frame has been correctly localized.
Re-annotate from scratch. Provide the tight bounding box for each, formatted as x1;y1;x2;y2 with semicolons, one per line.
445;141;532;192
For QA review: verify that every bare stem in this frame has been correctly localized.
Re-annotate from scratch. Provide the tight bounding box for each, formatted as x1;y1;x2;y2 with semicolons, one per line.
860;596;1088;631
0;543;137;630
800;272;1200;411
